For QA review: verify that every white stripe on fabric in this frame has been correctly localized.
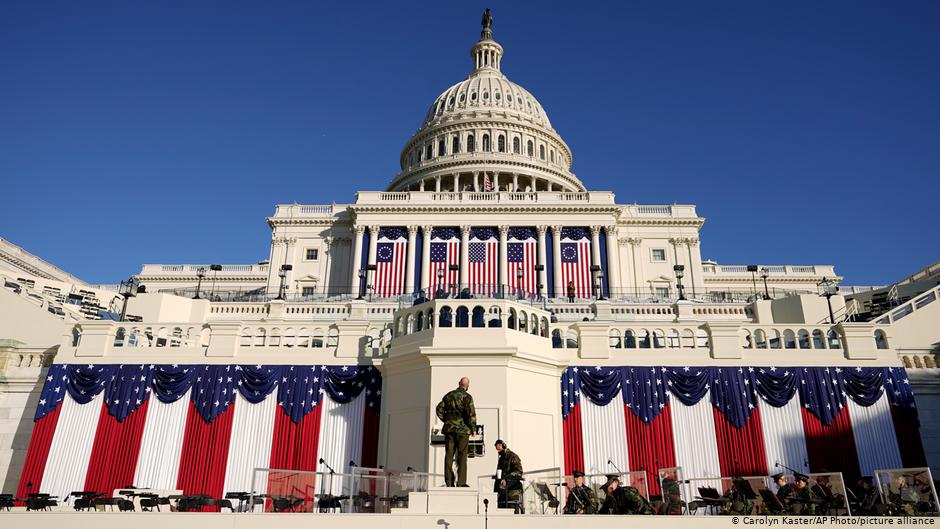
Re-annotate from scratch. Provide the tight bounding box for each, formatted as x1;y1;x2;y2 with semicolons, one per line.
316;392;366;496
222;391;277;496
847;392;902;476
579;397;629;488
133;392;190;490
758;397;810;475
670;391;722;508
40;392;104;501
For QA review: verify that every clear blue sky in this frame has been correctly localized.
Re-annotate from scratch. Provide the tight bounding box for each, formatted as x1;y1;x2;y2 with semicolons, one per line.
2;1;938;285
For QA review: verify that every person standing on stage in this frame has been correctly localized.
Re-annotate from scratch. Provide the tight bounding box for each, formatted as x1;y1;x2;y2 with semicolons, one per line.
436;377;476;487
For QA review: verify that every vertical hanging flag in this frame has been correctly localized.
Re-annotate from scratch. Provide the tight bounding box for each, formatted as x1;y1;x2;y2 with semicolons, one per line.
506;227;537;297
560;227;592;298
374;227;407;298
468;227;499;295
429;227;460;297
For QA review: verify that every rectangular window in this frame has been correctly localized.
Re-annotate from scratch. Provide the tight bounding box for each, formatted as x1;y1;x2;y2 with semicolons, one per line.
305;248;319;261
302;287;315;297
651;248;666;262
655;287;670;298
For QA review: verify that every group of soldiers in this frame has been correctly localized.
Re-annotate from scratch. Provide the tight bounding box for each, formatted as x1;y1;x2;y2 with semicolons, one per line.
434;379;937;517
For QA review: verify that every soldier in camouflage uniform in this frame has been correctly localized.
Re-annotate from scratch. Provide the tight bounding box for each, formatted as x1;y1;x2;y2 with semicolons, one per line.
494;439;524;513
599;476;653;515
658;471;683;515
436;377;476;487
563;470;597;514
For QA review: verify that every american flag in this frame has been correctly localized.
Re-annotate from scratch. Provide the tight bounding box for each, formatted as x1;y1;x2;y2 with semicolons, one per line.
374;227;407;298
468;227;498;295
429;227;460;298
560;227;592;298
507;227;537;297
483;173;493;192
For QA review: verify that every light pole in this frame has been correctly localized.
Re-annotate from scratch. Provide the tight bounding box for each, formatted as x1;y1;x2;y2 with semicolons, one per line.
367;264;377;301
747;265;759;300
193;266;206;299
118;276;140;322
760;267;771;300
534;264;545;301
516;267;524;299
276;264;292;300
434;268;450;298
448;263;459;297
209;264;222;299
673;264;686;301
357;268;366;300
817;277;839;324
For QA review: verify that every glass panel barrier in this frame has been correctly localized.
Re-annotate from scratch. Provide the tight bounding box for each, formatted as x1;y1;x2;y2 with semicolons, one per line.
520;467;562;515
656;466;687;515
874;467;939;516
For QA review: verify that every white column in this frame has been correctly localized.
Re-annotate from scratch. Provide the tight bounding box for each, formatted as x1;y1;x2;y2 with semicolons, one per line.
453;173;460;192
421;225;433;293
552;225;563;297
606;226;620;296
474;172;481;192
350;226;364;296
367;225;379;294
537;225;548;295
405;225;418;295
419;179;425;191
590;226;602;268
460;225;470;289
435;175;441;192
498;225;509;292
512;173;519;192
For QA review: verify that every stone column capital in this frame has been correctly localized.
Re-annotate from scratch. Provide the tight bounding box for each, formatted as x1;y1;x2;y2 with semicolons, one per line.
354;225;366;236
460;225;472;236
422;225;435;235
536;225;548;236
407;225;419;236
498;225;510;237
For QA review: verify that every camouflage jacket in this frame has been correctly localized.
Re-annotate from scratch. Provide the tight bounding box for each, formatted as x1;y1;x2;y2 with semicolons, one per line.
436;387;476;435
600;486;652;515
563;484;597;514
496;449;524;483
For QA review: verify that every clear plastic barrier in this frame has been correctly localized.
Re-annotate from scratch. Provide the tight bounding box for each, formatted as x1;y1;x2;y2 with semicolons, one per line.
874;467;939;516
520;467;562;515
656;467;687;515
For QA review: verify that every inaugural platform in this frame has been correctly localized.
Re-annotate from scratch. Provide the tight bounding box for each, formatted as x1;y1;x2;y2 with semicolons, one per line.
0;7;938;529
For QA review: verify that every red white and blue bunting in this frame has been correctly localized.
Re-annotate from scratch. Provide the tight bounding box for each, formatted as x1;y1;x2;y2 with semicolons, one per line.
562;366;923;494
18;363;381;502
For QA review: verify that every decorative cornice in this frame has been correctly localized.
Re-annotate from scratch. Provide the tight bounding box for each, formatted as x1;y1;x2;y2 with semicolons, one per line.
350;204;622;216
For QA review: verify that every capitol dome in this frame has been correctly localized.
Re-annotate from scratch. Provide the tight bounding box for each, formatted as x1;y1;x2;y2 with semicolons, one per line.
388;11;585;193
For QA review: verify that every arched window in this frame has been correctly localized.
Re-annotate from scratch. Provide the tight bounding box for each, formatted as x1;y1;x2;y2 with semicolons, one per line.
783;329;796;349
312;329;324;348
609;329;622;349
754;329;767;349
114;327;126;347
798;330;811;349
874;330;888;349
539;145;545;160
472;306;485;327
415;311;425;332
438;139;446;156
467;135;476;153
482;134;491;152
512;137;520;154
639;330;651;349
425;144;433;160
488;306;502;327
456;306;470;327
452;135;460;153
327;328;339;348
439;306;453;327
497;135;506;152
565;329;579;349
417;148;422;162
827;330;841;349
550;150;555;163
527;140;534;156
552;330;563;348
812;330;826;349
625;330;636;348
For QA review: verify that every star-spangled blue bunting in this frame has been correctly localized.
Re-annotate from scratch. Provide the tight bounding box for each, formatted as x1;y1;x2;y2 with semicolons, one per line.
34;363;383;424
507;227;536;241
431;227;460;240
561;365;918;427
469;227;498;241
378;227;407;241
104;364;155;422
560;227;589;241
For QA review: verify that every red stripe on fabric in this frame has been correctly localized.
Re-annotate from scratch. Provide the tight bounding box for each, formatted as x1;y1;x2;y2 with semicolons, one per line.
16;403;62;499
889;406;927;468
360;408;380;469
176;400;236;500
625;402;677;496
562;404;584;476
801;407;861;482
713;406;768;479
268;404;324;511
84;399;150;495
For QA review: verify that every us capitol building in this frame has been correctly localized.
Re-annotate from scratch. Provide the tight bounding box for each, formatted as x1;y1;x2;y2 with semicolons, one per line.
0;10;938;524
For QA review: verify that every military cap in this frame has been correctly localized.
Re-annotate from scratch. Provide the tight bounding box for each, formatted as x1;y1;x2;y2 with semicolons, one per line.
794;473;810;483
771;473;785;481
572;471;585;478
